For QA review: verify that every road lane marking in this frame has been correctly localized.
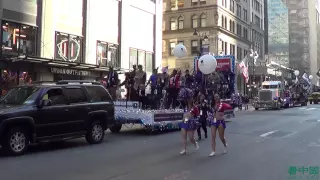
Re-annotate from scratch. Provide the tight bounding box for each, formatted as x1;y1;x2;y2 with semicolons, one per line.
260;130;278;138
300;107;307;110
306;108;316;111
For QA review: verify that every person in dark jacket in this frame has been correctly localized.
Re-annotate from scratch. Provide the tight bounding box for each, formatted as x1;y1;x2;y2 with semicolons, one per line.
106;67;119;100
197;99;208;140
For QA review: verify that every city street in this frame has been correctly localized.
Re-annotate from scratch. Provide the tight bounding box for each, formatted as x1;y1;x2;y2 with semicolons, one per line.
1;105;320;180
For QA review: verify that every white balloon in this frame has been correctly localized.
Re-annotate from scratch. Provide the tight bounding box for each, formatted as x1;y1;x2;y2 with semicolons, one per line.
198;54;217;74
294;70;299;76
309;75;313;80
173;44;187;58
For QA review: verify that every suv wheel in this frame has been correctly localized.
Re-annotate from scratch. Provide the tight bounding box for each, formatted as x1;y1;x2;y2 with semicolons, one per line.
86;121;105;144
2;127;29;156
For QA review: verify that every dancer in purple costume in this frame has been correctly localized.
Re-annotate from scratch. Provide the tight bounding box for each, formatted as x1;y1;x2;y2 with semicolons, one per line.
207;94;232;157
178;105;200;155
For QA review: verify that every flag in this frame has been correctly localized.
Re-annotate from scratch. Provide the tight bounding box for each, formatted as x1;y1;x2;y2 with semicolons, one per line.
302;73;310;85
238;57;249;83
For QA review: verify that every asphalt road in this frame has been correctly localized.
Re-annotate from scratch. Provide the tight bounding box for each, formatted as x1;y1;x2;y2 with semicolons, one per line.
1;105;320;180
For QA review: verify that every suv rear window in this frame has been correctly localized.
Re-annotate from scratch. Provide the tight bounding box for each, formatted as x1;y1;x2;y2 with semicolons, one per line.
85;86;112;102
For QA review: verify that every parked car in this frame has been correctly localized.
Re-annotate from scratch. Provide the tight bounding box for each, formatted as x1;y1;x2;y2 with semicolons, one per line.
0;80;115;156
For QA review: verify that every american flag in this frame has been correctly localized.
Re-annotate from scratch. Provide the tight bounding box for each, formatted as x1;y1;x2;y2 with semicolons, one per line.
238;57;249;83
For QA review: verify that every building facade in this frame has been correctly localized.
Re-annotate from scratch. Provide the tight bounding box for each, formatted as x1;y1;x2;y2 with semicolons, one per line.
162;0;267;93
285;0;319;83
0;0;161;86
162;0;252;72
267;0;289;66
250;0;265;59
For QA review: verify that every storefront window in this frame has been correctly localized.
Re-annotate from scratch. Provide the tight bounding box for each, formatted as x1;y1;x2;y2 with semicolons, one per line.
129;48;153;72
107;44;119;68
1;21;37;56
96;41;119;68
0;70;33;96
129;48;138;69
146;52;153;75
97;41;108;66
55;32;82;62
138;50;145;68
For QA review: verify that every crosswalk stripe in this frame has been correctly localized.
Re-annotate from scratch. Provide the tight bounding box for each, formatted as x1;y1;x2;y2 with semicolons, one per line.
299;107;307;110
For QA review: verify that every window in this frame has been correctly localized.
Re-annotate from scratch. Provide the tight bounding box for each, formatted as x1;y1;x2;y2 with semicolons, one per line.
237;47;243;60
244;9;248;21
230;44;235;56
230;0;235;12
64;87;87;104
178;16;184;29
200;0;206;5
129;48;153;75
178;41;184;45
236;4;241;18
177;0;184;7
191;0;198;6
55;32;83;62
224;42;228;55
3;86;39;105
86;86;112;102
96;41;119;67
169;42;176;55
224;17;227;29
1;21;37;56
145;52;153;75
243;28;248;39
236;24;242;36
138;50;146;68
43;88;67;106
244;49;249;57
192;15;198;28
229;20;235;33
200;14;206;27
171;0;176;9
221;41;225;54
170;18;176;30
129;48;138;68
191;40;198;55
221;16;224;28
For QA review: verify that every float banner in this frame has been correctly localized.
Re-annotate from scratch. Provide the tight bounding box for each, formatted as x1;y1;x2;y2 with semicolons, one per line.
216;58;231;71
154;113;184;122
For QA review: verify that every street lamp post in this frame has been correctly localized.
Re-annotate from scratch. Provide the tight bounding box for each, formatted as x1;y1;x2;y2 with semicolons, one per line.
249;50;258;98
193;29;209;56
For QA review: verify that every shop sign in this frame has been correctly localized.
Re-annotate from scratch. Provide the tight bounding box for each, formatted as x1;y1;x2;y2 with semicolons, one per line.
50;68;91;76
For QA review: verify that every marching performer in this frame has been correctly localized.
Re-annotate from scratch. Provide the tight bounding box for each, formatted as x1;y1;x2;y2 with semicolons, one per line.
106;67;119;100
197;99;208;140
179;104;200;155
208;94;232;157
167;69;180;109
134;65;147;108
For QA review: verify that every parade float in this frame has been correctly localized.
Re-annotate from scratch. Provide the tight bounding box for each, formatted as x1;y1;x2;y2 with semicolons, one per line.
112;46;234;133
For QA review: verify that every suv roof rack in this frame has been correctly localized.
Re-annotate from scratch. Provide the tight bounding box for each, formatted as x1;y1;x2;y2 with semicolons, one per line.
31;81;57;85
56;80;101;85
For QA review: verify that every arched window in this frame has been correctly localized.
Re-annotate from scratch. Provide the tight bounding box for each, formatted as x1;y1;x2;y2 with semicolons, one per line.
178;16;184;29
192;15;198;28
200;14;207;27
170;18;176;30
